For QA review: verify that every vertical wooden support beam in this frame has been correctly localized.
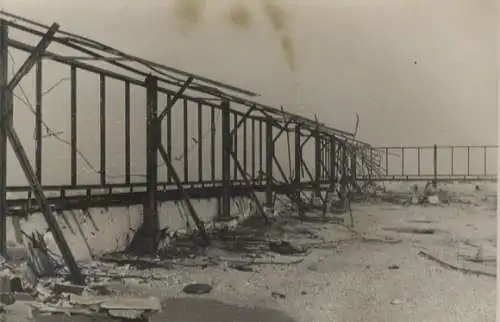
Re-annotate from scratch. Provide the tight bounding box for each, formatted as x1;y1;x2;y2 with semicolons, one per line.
124;81;131;184
259;120;263;178
145;75;159;252
221;100;231;218
251;119;255;179
265;118;274;209
197;103;203;183
417;147;420;176
294;124;302;216
166;95;172;183
210;107;215;182
401;147;404;176
342;142;347;179
433;144;438;187
243;118;247;177
35;60;42;183
385;148;389;176
369;148;374;178
324;140;328;181
466;146;470;177
322;141;326;181
314;129;321;197
183;99;188;183
483;146;487;175
350;147;357;184
450;146;454;176
70;66;77;187
330;137;336;184
233;114;238;180
0;21;8;256
99;74;106;186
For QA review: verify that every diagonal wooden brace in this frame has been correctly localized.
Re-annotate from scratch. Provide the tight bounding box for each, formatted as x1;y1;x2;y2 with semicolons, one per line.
229;104;256;137
7;23;59;92
227;148;269;223
5;124;84;285
158;76;193;121
157;142;210;245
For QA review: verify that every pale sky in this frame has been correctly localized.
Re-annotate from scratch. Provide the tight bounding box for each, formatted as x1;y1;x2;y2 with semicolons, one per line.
1;0;497;185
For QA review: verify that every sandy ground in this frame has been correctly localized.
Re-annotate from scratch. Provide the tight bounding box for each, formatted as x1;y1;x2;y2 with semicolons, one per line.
30;181;498;322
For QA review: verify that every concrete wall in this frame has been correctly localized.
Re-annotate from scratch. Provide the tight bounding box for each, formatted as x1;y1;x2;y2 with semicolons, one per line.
6;193;265;262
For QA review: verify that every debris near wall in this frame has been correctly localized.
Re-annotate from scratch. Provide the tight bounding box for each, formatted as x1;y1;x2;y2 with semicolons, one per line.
0;230;163;321
0;257;162;321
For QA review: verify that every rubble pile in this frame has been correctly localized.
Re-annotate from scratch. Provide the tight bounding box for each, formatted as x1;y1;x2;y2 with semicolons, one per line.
0;239;162;322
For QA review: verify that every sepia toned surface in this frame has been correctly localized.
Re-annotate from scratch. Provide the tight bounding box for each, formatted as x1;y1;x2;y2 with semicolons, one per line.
0;1;495;322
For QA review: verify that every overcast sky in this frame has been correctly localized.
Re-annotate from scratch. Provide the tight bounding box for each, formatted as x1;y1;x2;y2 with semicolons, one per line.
1;0;497;184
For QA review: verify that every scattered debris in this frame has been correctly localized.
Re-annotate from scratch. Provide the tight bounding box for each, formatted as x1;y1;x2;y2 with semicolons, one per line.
362;237;402;245
20;263;37;290
340;223;402;244
406;220;435;224
26;295;161;320
271;291;286;299
229;264;253;272
383;227;436;235
182;283;213;295
427;195;440;205
306;263;319;271
219;257;304;266
460;256;496;264
409;185;423;205
0;293;15;305
22;232;59;278
53;282;85;295
268;240;307;256
417;251;496;278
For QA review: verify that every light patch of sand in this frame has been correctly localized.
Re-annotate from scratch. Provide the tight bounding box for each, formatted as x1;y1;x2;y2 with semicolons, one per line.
107;182;497;322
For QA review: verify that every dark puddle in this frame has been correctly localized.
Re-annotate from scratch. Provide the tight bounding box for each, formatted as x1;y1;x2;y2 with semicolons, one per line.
159;298;296;322
34;298;296;322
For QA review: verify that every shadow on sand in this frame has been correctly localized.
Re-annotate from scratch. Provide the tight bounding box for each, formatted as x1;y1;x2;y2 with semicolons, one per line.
159;298;296;322
35;298;296;322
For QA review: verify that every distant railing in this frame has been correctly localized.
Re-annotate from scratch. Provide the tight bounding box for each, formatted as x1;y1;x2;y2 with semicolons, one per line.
356;145;497;181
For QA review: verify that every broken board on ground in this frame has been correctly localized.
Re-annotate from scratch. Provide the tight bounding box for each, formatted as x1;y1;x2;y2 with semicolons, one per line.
28;295;161;322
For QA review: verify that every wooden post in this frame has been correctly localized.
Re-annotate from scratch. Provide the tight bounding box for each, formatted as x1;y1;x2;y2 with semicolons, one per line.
265;118;274;209
294;124;302;216
0;21;8;256
432;144;438;187
221;100;231;218
314;129;321;198
144;75;159;253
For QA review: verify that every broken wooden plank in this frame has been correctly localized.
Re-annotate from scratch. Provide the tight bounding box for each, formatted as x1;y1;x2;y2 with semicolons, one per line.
53;282;85;295
28;302;94;315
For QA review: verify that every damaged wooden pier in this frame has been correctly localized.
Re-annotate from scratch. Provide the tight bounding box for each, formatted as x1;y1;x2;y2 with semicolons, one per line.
0;9;381;276
0;10;496;302
0;10;496;322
